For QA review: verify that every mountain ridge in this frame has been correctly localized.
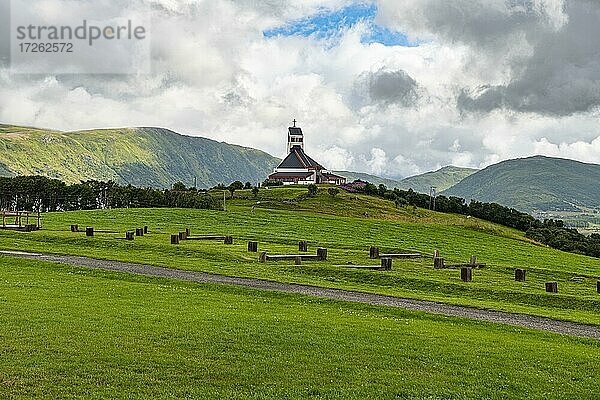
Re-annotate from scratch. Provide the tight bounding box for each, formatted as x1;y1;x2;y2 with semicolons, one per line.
442;155;600;212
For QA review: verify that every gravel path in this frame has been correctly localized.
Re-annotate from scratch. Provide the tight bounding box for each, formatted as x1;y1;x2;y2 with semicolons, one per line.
2;250;600;340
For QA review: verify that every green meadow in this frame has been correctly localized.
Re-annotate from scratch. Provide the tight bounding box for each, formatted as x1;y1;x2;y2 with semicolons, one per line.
1;187;599;326
0;257;599;399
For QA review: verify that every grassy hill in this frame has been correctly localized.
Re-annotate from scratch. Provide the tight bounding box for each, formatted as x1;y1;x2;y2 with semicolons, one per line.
0;124;279;188
397;166;478;193
443;156;600;212
1;186;600;397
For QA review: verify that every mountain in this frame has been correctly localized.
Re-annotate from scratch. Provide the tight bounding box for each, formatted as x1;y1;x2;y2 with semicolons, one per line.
0;124;279;188
333;171;403;187
397;166;478;193
442;156;600;212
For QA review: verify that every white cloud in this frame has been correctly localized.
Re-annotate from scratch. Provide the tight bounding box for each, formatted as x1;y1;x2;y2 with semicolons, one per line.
1;0;599;180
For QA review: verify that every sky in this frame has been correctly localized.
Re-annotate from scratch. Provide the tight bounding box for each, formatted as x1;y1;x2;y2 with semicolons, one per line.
1;0;600;179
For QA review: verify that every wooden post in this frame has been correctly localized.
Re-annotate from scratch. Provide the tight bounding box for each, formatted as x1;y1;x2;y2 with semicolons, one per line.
369;246;380;259
545;282;558;293
136;228;144;237
434;257;444;269
317;247;327;261
515;269;526;282
85;227;94;237
179;232;186;240
37;210;41;229
70;224;78;232
224;236;234;245
597;281;600;293
259;252;267;263
144;226;149;234
433;249;440;258
248;241;258;252
381;257;392;270
126;231;134;241
2;211;5;228
461;267;472;282
171;234;180;245
185;228;190;237
469;255;476;265
298;241;308;252
294;256;302;265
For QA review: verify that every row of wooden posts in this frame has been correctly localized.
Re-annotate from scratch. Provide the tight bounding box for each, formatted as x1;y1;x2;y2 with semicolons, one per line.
74;224;597;294
71;225;148;240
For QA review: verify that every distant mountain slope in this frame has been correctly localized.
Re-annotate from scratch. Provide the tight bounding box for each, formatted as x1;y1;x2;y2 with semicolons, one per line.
442;156;600;212
397;166;478;193
0;124;279;188
333;171;402;187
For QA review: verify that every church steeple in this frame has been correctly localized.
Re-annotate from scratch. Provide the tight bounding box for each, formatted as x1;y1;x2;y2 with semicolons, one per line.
287;119;304;153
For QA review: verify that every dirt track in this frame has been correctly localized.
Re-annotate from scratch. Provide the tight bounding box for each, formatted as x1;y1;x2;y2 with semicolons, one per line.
2;249;599;340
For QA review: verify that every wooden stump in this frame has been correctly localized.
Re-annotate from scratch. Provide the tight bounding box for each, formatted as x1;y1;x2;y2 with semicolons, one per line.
515;268;526;282
369;246;380;259
381;257;392;270
433;257;444;269
433;249;440;258
248;241;258;252
70;224;78;232
461;267;472;282
126;231;134;241
317;247;328;261
85;227;94;237
298;241;308;252
179;232;186;241
136;228;144;237
546;282;558;293
185;228;190;237
259;252;267;263
224;236;234;245
171;234;180;245
144;226;148;234
469;255;477;265
295;256;302;265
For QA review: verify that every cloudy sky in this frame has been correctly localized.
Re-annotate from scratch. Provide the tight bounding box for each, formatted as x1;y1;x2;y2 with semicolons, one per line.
1;0;600;179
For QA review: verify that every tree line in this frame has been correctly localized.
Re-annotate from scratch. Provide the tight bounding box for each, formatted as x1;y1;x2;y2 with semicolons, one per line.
346;181;600;258
0;176;222;212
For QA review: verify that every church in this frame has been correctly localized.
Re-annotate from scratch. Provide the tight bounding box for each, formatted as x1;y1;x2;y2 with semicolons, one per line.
267;121;347;185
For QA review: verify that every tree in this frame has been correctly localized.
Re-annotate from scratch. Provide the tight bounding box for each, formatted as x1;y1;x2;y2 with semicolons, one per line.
244;182;252;190
172;182;186;191
230;181;244;190
327;187;339;198
307;184;318;197
252;187;259;198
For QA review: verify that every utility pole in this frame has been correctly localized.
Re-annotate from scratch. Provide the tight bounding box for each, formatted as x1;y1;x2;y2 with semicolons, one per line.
429;186;437;211
223;190;226;212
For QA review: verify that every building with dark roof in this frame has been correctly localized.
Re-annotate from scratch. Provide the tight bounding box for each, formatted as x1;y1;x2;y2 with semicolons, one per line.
267;121;347;185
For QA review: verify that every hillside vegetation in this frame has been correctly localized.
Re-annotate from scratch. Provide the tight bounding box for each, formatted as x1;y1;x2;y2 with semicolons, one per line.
443;156;600;212
0;124;279;188
398;165;477;193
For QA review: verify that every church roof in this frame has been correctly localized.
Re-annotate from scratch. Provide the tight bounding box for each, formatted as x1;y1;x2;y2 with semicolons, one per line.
277;145;324;170
268;171;313;179
288;127;303;135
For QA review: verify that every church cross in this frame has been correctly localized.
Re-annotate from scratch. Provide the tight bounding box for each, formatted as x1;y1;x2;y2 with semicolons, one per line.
292;119;297;127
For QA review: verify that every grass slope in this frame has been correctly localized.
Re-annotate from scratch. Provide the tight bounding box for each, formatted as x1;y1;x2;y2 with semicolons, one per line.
398;166;478;193
1;187;599;325
0;257;598;399
443;156;600;212
0;124;279;188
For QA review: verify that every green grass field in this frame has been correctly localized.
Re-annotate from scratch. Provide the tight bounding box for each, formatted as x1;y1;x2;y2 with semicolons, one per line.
1;187;599;327
1;257;599;399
